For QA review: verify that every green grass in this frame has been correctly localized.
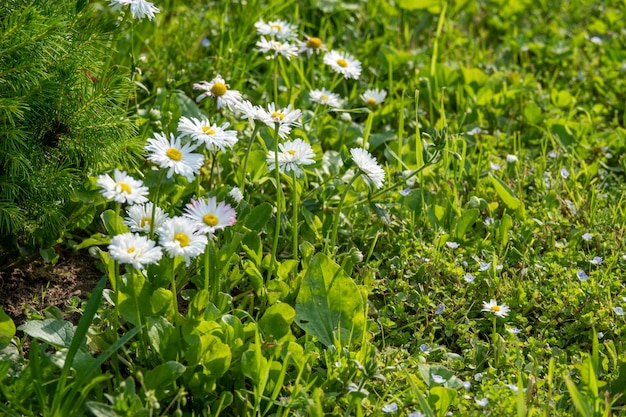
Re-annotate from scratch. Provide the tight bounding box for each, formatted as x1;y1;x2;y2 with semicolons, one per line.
1;0;626;415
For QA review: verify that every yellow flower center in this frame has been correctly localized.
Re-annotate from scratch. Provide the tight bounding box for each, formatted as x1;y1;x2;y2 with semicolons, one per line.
306;37;323;49
336;58;348;68
490;305;501;312
320;94;329;101
210;82;227;97
366;98;378;107
271;111;285;120
287;149;296;155
166;147;183;161
140;217;151;228
202;126;216;135
174;232;190;247
203;213;219;226
116;182;132;194
127;247;136;254
271;24;282;30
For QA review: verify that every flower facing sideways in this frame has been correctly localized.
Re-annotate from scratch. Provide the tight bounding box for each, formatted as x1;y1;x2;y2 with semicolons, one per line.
361;88;387;109
309;89;343;108
177;116;238;152
193;75;242;110
97;169;149;205
108;0;159;20
108;233;162;269
256;37;299;60
298;35;327;56
267;138;316;177
145;132;204;182
157;217;208;265
482;299;511;318
254;19;297;41
350;148;385;189
183;197;236;236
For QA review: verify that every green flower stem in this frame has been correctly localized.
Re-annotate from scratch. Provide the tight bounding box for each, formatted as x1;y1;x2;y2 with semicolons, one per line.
240;124;261;191
327;172;360;254
207;150;218;192
150;170;167;239
171;258;179;319
291;169;299;260
362;110;374;148
204;242;210;293
130;268;148;360
271;123;283;278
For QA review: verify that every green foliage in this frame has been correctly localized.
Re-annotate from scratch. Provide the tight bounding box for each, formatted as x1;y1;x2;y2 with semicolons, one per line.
0;0;141;252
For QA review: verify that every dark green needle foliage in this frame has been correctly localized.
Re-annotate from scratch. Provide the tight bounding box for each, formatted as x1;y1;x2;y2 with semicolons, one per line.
0;0;142;253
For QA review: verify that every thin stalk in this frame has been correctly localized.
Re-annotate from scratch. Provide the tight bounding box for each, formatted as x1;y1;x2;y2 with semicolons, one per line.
328;173;360;253
271;123;283;277
291;169;299;259
150;170;167;239
362;110;374;148
207;151;218;191
240;124;261;190
130;268;148;361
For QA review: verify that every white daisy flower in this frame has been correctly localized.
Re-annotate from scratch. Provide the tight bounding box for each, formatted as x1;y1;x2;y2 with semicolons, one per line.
267;138;316;177
234;100;263;122
350;147;385;189
123;202;169;234
323;50;362;80
228;187;244;203
108;0;159;20
193;75;243;110
360;88;387;108
145;132;204;182
108;233;162;269
298;36;327;56
310;89;343;108
482;299;511;318
256;37;299;60
177;116;238;152
254;19;297;41
183;197;237;236
157;217;208;265
257;103;302;138
97;169;149;205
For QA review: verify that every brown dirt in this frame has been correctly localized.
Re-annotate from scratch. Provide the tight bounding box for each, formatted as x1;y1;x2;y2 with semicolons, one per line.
0;249;103;328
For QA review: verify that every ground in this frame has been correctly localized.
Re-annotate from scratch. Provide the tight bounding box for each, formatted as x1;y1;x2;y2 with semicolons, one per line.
0;249;102;327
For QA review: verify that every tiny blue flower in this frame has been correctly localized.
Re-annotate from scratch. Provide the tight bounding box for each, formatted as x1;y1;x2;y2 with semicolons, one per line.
435;303;445;315
382;402;398;413
614;307;624;316
490;162;501;171
560;168;570;179
479;262;491;272
476;398;488;407
597;332;604;339
409;412;426;417
446;241;460;249
462;380;471;390
484;217;493;226
505;383;519;393
577;270;589;281
582;233;593;241
464;273;476;283
506;327;522;334
590;256;603;265
419;344;432;354
400;187;411;196
431;374;445;384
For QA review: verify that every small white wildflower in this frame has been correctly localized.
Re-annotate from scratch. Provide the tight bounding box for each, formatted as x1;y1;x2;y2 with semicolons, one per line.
309;89;343;108
399;187;411;196
614;307;624;316
482;299;511;318
323;50;362;79
597;332;604;339
467;127;482;135
419;344;431;354
506;154;518;163
582;233;593;241
381;402;398;413
474;373;483;381
590;36;603;45
361;88;387;109
590;256;603;265
409;412;426;417
505;383;519;393
445;241;460;249
254;19;297;41
476;398;488;407
109;233;162;269
464;273;476;283
484;217;493;226
435;303;445;315
256;37;299;60
490;162;501;171
479;262;491;272
96;169;149;205
506;327;522;334
462;380;471;390
229;187;244;203
431;374;446;384
350;147;386;189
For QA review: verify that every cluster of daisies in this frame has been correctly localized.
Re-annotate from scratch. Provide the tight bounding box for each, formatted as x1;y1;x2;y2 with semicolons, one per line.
96;114;243;268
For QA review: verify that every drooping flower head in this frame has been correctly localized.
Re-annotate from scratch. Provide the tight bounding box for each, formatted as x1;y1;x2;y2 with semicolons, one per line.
193;75;242;110
97;169;149;205
177;116;238;152
323;50;362;80
157;216;208;265
254;19;297;41
258;103;302;138
481;299;511;318
183;197;237;236
123;202;169;234
350;148;385;189
361;88;387;109
145;132;204;182
309;89;343;108
108;0;160;20
108;233;163;269
267;138;316;177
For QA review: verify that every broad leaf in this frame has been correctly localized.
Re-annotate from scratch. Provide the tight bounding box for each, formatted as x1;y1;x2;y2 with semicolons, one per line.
0;307;16;349
489;174;521;210
18;319;76;349
295;253;366;347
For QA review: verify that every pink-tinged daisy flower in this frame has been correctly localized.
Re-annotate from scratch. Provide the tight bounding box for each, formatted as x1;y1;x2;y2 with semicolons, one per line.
145;132;204;182
177;116;238;152
481;299;510;318
183;197;236;236
267;138;316;177
108;233;162;269
193;75;242;110
123;202;169;234
323;50;362;79
97;169;149;205
350;148;385;189
254;19;297;41
256;37;299;60
157;216;208;265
